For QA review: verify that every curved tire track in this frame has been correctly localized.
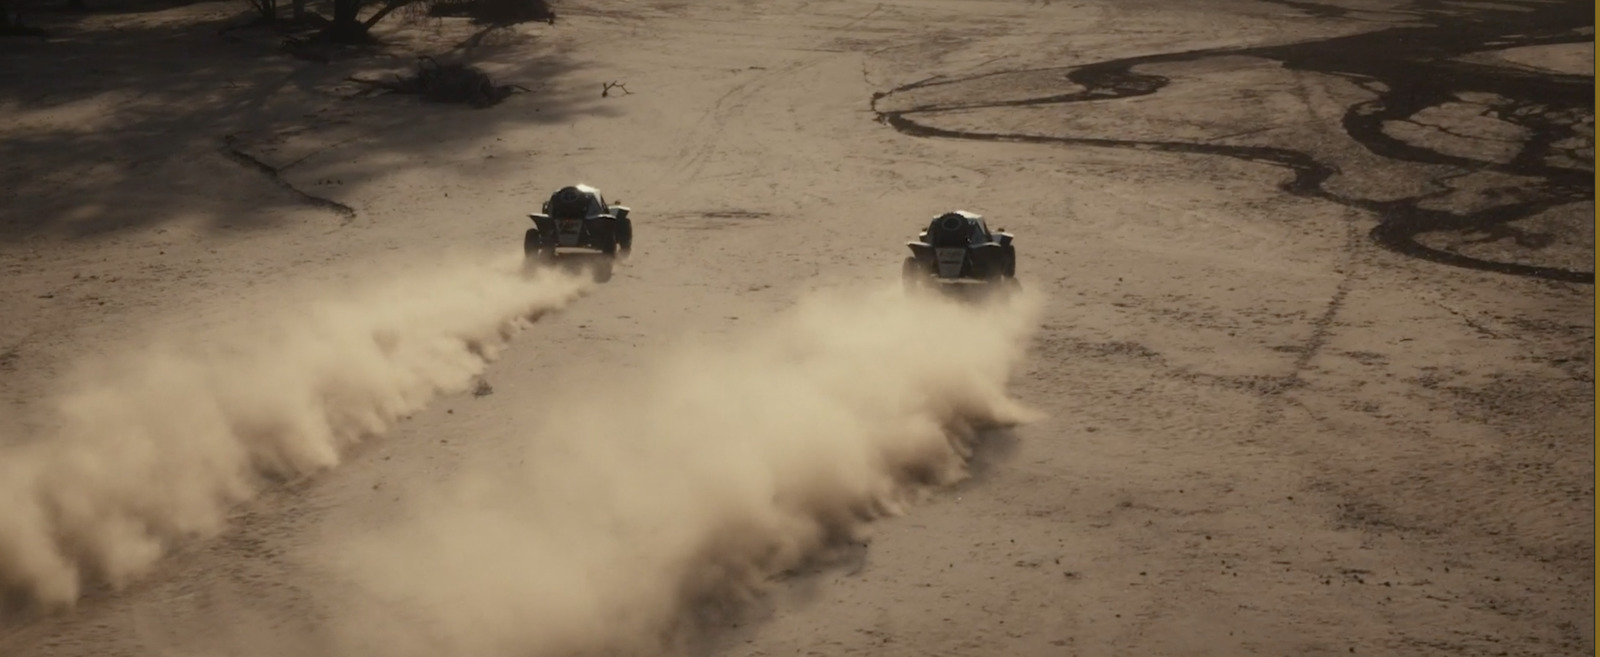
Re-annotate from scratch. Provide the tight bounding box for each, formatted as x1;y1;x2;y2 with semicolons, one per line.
872;1;1594;284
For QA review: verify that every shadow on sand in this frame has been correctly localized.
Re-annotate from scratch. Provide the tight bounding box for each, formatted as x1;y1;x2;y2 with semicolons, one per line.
0;0;621;242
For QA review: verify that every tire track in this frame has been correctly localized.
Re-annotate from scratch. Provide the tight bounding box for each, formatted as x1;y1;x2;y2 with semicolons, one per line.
871;1;1594;284
220;135;356;220
674;59;824;186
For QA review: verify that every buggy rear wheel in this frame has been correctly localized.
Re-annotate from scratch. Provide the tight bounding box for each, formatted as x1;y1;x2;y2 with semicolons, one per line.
615;217;633;259
524;228;555;263
523;228;539;257
596;224;618;256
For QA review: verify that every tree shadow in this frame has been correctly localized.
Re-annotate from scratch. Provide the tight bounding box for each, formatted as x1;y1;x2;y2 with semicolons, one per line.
0;1;619;242
11;0;229;20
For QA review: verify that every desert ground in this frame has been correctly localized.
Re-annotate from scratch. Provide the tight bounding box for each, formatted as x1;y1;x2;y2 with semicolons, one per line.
0;0;1594;655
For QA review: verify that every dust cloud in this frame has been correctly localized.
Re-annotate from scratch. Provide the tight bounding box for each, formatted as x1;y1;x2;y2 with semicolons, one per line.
321;284;1044;657
0;254;590;611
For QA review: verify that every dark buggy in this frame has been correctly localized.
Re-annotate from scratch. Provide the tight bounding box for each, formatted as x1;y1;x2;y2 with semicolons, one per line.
902;210;1019;292
525;184;634;261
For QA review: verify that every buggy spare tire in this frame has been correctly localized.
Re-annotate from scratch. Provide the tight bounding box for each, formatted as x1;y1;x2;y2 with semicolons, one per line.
927;213;972;247
547;186;590;219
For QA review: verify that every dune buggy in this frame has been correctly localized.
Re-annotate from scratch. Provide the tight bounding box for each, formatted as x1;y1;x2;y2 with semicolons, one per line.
524;184;633;261
902;210;1018;291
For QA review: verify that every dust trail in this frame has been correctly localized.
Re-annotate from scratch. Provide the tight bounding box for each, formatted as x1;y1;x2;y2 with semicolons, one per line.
322;283;1044;657
0;254;590;611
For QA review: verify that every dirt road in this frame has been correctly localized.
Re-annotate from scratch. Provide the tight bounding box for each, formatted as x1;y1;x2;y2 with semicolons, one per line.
0;0;1592;655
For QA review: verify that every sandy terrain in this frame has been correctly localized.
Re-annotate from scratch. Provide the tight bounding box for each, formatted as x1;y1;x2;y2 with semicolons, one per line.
0;0;1593;655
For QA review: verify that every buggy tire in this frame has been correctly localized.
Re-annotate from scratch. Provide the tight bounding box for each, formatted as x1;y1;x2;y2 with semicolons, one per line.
615;217;633;259
531;230;550;258
524;228;556;263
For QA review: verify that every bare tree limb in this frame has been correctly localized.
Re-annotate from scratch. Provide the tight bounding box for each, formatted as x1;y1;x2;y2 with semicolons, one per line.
362;0;415;29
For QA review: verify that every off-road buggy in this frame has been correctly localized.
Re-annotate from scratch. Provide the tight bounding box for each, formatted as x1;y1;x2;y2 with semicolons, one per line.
524;184;633;261
902;210;1018;291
